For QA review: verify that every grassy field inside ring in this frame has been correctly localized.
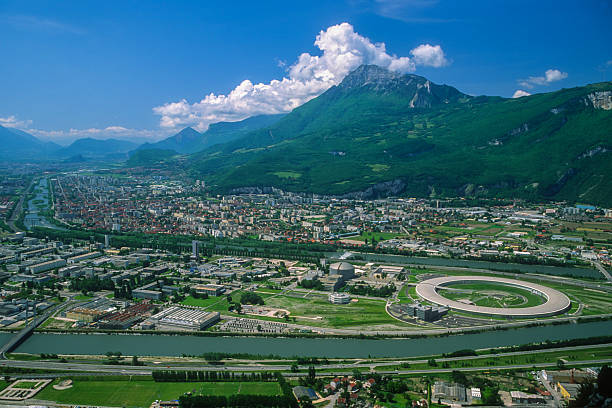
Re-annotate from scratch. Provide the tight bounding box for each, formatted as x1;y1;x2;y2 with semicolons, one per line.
436;282;546;308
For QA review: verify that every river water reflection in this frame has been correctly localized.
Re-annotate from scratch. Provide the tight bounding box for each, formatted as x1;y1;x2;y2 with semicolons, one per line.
7;320;612;358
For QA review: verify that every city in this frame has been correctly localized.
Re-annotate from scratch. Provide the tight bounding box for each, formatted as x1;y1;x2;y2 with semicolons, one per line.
0;1;611;407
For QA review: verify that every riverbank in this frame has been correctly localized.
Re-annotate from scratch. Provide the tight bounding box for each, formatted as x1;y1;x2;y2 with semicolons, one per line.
16;312;611;340
7;319;612;358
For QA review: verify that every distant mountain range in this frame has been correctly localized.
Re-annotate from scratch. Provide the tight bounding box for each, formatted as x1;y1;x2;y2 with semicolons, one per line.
56;138;139;159
136;114;284;154
2;64;611;205
0;125;61;160
179;65;612;205
0;113;285;162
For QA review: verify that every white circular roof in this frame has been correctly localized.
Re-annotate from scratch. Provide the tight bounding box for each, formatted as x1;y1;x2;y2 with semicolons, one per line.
415;275;571;318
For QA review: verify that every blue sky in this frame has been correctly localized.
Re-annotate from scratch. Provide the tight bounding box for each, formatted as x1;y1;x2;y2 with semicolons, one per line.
0;0;610;144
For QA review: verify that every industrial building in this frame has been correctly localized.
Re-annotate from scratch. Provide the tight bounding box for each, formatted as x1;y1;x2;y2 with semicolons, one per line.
132;289;162;300
329;262;355;279
132;281;178;300
193;284;225;297
147;306;219;331
328;292;351;304
433;381;466;402
66;298;116;323
401;303;448;322
97;302;155;329
67;251;101;264
320;262;355;291
27;258;67;274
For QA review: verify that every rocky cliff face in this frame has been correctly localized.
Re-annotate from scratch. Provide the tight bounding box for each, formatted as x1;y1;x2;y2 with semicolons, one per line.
335;64;466;108
583;91;612;110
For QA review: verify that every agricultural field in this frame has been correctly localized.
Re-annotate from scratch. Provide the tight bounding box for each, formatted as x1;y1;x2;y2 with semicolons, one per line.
36;378;281;407
554;220;612;241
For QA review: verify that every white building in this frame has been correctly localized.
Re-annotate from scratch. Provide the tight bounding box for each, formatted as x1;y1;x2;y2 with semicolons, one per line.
328;292;351;304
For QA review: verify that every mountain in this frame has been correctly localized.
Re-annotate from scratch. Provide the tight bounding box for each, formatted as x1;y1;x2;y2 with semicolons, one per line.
137;114;284;154
137;127;203;154
0;125;61;160
182;64;612;206
126;149;177;167
55;138;138;159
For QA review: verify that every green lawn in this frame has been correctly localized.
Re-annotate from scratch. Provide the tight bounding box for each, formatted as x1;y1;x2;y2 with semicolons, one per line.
262;291;413;329
74;294;94;301
37;379;281;407
181;296;228;309
437;282;545;308
272;171;302;179
12;380;45;389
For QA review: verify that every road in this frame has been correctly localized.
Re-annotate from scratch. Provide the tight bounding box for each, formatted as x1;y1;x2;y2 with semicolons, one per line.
2;343;610;375
6;179;34;232
2;357;611;379
0;299;76;358
594;261;612;282
538;370;563;406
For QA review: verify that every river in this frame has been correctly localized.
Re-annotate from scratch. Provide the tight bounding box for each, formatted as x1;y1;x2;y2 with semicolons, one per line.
24;178;64;231
4;320;611;358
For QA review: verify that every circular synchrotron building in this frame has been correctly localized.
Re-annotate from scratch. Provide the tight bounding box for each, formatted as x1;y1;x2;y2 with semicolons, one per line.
415;275;571;318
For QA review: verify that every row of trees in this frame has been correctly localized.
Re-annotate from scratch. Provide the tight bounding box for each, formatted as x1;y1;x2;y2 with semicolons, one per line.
298;279;323;290
347;283;396;298
152;370;277;382
69;276;114;292
178;394;296;408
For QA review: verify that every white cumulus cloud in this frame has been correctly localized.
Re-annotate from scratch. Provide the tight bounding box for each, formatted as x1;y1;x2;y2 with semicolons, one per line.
1;112;170;144
0;115;32;128
518;68;568;89
29;126;167;142
512;89;531;98
153;22;449;131
410;44;448;67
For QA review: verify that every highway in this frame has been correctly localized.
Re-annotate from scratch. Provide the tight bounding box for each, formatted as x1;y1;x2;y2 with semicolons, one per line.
4;358;612;379
2;343;610;375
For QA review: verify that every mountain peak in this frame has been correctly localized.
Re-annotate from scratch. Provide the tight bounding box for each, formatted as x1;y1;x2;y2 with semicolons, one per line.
172;127;202;144
335;64;465;108
339;65;408;91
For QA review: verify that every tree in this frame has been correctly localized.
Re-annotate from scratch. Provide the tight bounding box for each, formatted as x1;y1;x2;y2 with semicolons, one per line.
598;364;612;398
307;365;316;384
451;370;468;386
240;292;264;305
